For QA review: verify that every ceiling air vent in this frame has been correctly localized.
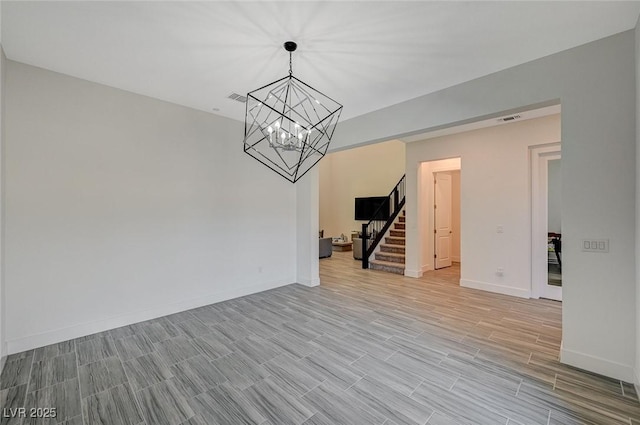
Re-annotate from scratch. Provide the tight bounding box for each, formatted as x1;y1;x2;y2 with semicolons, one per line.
227;92;247;103
498;114;521;122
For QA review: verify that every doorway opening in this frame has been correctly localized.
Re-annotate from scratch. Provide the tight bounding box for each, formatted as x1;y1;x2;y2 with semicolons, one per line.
434;170;462;269
547;158;562;287
418;158;461;276
531;143;562;301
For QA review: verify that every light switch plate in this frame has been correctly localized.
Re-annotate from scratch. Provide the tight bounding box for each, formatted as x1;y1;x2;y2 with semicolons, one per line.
581;239;609;253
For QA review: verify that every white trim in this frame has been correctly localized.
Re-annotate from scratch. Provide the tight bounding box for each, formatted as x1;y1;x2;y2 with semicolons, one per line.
404;269;423;278
561;345;635;382
418;159;462;280
460;278;530;299
429;161;462;174
421;264;433;273
298;277;320;287
451;256;461;263
530;143;562;301
7;277;295;354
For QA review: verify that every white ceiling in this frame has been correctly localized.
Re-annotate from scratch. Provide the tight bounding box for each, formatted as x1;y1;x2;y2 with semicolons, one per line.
3;1;640;122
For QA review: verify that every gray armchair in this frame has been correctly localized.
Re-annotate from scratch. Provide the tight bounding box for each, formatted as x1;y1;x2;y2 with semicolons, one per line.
352;238;372;260
319;237;332;258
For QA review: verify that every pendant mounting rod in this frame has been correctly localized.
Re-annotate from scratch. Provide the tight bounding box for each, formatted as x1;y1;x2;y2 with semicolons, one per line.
284;41;297;75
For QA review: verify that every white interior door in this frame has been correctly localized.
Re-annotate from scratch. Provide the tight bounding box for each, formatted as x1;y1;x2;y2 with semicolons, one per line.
434;172;452;269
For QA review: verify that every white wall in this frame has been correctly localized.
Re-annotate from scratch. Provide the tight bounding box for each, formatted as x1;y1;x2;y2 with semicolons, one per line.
451;170;461;262
635;15;640;389
319;140;405;238
296;168;320;287
331;31;637;381
412;118;559;287
0;46;5;371
417;158;461;273
318;156;333;237
548;159;562;234
4;61;298;353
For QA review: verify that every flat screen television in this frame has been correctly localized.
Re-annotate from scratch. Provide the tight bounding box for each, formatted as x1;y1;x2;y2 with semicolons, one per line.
355;196;390;221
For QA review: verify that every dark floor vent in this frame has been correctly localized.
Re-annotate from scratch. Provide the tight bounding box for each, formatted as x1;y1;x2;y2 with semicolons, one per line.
227;93;247;103
499;114;521;122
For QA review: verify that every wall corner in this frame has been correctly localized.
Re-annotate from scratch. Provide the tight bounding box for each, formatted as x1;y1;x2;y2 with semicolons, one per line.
296;168;320;286
634;9;640;399
404;269;423;278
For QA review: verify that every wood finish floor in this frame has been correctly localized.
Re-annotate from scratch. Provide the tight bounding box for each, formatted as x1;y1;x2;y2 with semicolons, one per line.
1;251;639;424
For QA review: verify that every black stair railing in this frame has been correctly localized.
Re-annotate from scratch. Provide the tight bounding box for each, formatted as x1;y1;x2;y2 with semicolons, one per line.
361;175;406;269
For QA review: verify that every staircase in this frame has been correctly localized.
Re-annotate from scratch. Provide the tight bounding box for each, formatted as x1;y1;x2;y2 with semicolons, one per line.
369;211;405;275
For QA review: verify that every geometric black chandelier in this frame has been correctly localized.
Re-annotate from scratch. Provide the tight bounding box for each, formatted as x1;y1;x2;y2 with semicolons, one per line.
243;41;343;183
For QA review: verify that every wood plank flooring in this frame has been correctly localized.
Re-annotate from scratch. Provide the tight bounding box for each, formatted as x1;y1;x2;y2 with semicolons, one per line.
1;250;638;424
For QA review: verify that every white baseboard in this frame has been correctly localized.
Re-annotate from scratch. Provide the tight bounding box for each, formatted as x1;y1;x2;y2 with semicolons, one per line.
452;256;461;262
460;278;530;299
561;344;635;382
404;269;423;278
7;277;295;355
634;367;640;402
421;264;433;273
298;277;320;287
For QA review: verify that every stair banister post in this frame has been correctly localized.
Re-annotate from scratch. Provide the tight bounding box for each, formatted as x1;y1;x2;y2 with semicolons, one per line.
393;188;399;211
362;223;369;269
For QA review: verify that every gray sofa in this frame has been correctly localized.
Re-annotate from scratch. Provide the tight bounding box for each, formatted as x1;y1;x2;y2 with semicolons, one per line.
319;237;332;258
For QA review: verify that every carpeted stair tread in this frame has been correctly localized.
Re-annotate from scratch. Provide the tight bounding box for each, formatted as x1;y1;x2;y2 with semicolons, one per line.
370;259;405;268
385;236;406;245
375;252;406;263
369;259;405;275
380;243;406;253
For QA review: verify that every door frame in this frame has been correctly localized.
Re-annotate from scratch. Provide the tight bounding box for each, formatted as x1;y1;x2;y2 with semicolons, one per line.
417;158;461;274
530;143;562;300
